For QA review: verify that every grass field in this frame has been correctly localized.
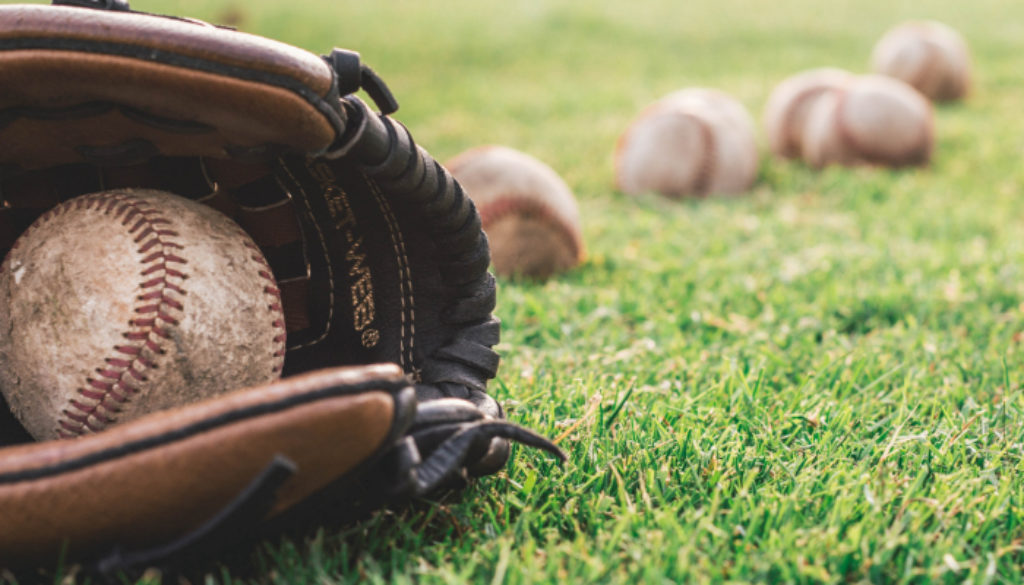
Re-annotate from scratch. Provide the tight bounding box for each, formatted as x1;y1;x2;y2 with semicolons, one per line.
16;0;1024;582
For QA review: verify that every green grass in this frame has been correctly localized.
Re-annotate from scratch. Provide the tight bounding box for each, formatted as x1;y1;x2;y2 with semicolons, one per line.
14;0;1024;582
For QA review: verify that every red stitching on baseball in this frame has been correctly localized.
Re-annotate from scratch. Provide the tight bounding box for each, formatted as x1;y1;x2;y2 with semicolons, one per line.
78;387;110;401
113;344;142;355
93;369;121;382
5;192;288;438
141;263;186;277
155;311;179;325
86;378;114;391
61;410;89;424
242;239;287;374
50;192;188;438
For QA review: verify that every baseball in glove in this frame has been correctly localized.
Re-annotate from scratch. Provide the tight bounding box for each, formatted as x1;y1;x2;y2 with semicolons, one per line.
0;0;565;573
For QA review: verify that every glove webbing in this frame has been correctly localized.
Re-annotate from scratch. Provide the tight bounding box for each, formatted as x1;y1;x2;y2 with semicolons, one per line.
337;98;500;389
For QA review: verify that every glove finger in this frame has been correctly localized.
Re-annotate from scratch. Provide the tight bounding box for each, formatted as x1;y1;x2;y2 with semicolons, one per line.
467;436;511;478
463;388;513;475
412;389;509;476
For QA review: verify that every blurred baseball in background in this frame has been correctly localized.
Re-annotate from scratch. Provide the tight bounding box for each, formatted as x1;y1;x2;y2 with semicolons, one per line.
763;68;857;159
871;20;971;102
800;74;934;169
615;88;758;199
448;145;584;281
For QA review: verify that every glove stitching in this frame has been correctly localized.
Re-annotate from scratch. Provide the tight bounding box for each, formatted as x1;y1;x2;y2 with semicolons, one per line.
361;170;415;374
275;163;336;351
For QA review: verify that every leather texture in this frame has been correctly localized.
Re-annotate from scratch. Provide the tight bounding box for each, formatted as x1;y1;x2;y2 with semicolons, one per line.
0;5;334;90
0;4;343;169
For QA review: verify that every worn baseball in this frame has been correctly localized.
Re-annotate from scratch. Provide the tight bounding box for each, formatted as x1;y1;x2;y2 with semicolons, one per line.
615;88;758;198
872;20;971;102
801;74;934;169
0;189;286;440
762;68;856;158
447;145;584;280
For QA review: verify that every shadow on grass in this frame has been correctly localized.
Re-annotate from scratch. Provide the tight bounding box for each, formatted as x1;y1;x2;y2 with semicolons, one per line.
5;486;479;585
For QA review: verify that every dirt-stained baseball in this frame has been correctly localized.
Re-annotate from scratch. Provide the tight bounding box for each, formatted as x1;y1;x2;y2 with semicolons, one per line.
615;88;758;198
762;68;856;159
447;145;584;280
0;189;286;440
800;74;934;169
871;20;971;102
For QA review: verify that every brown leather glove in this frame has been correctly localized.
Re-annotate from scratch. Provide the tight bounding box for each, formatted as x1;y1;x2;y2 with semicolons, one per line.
0;0;563;572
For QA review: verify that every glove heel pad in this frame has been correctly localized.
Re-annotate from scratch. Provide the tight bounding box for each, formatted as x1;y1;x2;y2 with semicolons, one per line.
0;365;412;566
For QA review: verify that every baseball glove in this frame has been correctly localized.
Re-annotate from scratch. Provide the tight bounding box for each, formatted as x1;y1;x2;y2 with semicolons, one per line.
0;0;564;573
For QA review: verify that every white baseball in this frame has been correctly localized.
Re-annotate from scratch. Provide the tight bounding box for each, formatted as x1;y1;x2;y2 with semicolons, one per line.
872;20;971;102
447;145;584;280
0;189;286;440
800;74;934;169
762;68;856;159
615;88;758;198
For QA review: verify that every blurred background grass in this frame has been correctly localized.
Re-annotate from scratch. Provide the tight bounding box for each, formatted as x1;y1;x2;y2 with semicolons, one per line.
144;0;1023;181
14;0;1024;582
